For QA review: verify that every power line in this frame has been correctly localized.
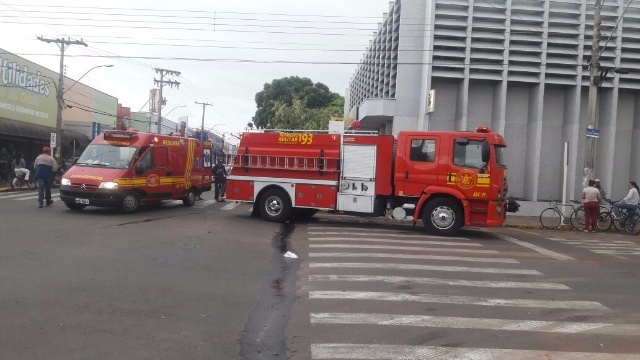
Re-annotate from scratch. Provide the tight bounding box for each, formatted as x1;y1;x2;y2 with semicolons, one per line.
8;54;586;68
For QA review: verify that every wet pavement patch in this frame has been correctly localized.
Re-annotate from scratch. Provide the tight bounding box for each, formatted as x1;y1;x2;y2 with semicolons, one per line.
239;222;300;360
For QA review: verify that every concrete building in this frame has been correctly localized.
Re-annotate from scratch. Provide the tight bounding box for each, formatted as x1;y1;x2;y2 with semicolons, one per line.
345;0;640;202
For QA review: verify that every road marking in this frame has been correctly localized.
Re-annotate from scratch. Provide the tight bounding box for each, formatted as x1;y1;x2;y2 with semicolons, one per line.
309;291;609;310
0;192;37;199
309;252;519;263
496;234;575;261
578;245;640;249
221;202;240;210
197;199;217;208
308;231;470;242
309;275;570;289
310;313;640;335
308;226;468;240
311;344;640;359
592;250;640;255
308;237;482;246
309;244;499;254
309;262;542;275
15;195;41;201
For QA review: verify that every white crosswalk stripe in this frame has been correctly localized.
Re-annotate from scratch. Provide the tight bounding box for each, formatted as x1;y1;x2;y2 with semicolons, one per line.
547;237;640;256
309;252;519;263
309;275;570;289
304;226;634;358
311;344;640;359
310;313;640;335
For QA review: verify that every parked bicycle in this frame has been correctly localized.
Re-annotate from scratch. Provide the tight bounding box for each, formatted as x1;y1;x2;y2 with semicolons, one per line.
597;199;640;234
539;200;586;230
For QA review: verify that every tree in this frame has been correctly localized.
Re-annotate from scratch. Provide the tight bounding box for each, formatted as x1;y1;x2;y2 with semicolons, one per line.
253;76;341;129
271;98;333;130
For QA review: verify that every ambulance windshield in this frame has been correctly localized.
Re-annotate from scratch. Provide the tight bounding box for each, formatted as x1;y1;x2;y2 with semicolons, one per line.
75;144;138;169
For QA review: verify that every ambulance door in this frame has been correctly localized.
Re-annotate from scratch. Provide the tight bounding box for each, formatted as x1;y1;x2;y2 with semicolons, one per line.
136;147;174;198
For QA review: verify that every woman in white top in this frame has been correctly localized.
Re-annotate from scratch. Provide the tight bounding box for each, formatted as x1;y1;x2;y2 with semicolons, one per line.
582;179;602;232
613;181;640;219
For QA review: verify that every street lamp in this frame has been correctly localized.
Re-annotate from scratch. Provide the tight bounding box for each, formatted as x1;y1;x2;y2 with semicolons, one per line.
56;64;114;166
164;105;186;118
63;64;114;94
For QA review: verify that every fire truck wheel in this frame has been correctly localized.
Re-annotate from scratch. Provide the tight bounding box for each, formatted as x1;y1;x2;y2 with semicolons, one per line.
422;198;463;236
119;191;141;214
64;202;86;211
183;189;197;207
259;188;292;223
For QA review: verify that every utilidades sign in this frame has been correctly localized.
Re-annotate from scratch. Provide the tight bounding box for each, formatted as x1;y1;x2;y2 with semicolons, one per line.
0;49;58;127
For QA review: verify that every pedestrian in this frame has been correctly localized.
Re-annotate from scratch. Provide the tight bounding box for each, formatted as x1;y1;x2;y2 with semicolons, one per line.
212;160;228;202
594;179;607;203
33;146;58;208
582;179;602;233
12;153;31;188
613;181;640;219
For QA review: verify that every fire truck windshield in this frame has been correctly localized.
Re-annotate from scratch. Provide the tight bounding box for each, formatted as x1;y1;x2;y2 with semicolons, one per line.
75;144;138;169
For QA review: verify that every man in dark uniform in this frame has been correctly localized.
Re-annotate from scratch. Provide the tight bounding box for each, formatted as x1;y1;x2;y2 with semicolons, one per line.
212;160;228;202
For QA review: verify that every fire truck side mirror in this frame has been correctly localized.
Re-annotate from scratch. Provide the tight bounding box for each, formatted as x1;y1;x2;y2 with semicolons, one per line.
481;141;490;164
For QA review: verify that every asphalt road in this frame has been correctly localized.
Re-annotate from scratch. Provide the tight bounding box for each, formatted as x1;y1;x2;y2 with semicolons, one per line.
1;188;639;359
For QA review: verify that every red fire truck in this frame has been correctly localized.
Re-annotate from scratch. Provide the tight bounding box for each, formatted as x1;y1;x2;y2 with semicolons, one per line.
60;130;213;213
226;127;517;235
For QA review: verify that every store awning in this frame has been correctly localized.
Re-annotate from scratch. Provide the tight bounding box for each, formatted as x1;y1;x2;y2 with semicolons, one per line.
0;118;90;146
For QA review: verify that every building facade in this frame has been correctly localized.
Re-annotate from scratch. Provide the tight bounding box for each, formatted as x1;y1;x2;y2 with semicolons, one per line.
345;0;640;201
0;48;118;168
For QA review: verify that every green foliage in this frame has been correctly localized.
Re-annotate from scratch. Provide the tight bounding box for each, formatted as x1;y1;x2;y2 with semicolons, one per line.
252;76;343;129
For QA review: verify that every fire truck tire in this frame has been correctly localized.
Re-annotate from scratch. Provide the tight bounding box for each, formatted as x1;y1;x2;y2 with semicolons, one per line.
119;191;141;214
183;189;197;207
259;188;292;223
64;202;86;211
293;208;318;220
422;198;463;236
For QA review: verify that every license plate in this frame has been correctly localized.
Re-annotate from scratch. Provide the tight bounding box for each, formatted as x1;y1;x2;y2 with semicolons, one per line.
75;198;90;204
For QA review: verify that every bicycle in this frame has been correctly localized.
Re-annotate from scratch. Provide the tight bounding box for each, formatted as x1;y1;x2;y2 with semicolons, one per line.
569;201;609;230
597;199;640;234
539;200;585;230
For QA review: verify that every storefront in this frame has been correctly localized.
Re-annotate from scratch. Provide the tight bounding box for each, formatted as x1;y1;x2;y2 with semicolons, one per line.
0;47;117;171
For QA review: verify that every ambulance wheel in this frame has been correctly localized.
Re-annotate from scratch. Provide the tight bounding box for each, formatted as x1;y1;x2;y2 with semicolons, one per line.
259;188;292;223
294;208;318;220
422;198;463;236
183;189;197;207
64;202;86;211
119;191;141;214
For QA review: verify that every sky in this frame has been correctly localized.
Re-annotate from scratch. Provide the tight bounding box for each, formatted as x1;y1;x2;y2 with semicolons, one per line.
0;0;393;143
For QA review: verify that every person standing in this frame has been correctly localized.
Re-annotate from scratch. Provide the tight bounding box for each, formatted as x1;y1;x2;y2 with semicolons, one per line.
212;160;228;202
613;181;640;219
582;179;602;233
33;146;58;208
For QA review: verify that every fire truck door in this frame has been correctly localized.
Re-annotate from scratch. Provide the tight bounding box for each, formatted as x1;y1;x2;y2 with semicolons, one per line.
446;137;491;200
136;147;174;198
337;144;376;213
397;136;440;196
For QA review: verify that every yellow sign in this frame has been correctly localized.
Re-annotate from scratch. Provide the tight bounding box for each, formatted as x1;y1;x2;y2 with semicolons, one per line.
277;133;314;145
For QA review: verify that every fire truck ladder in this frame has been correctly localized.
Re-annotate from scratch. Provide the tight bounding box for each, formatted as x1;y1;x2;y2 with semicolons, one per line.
238;150;340;173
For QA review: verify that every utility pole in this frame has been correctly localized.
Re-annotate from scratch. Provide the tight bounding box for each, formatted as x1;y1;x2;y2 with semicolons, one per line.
153;68;180;134
195;101;213;141
37;36;87;165
584;0;603;182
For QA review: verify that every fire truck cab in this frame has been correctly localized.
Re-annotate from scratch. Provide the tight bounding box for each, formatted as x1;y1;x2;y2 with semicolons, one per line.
226;127;515;236
60;130;213;213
